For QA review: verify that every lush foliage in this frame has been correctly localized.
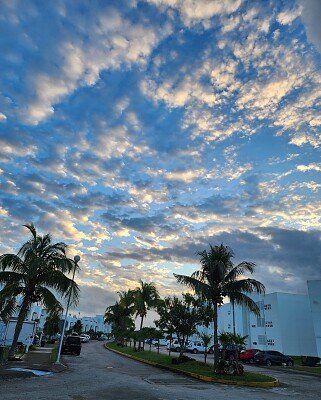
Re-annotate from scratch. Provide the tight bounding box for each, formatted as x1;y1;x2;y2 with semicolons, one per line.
72;319;83;335
198;331;213;364
156;293;213;358
0;223;80;359
104;290;135;344
43;312;61;338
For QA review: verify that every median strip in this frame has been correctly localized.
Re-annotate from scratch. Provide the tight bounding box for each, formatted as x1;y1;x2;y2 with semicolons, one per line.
105;342;279;388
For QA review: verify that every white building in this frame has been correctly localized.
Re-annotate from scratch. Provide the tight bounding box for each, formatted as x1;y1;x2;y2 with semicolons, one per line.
215;280;321;357
307;280;321;357
23;305;111;335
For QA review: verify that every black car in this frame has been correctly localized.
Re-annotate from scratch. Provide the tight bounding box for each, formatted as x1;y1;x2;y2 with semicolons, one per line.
208;344;244;360
61;335;81;356
254;350;293;366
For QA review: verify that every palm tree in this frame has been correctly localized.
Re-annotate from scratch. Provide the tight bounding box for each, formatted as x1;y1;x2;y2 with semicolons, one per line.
0;224;80;359
132;280;159;350
104;290;135;345
218;331;232;361
133;281;159;330
198;331;213;364
229;332;248;374
174;243;265;369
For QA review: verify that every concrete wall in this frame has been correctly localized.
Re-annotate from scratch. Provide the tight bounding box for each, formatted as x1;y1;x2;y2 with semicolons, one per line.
307;280;321;358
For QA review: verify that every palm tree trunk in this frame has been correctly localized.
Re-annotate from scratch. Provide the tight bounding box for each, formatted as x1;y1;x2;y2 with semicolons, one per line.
138;315;144;350
8;298;30;359
213;302;219;370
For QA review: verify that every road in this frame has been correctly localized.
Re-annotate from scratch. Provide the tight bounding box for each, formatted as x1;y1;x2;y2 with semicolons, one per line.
1;341;321;400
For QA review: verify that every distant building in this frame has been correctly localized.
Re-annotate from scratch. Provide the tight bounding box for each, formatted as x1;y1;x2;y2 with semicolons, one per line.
7;303;112;336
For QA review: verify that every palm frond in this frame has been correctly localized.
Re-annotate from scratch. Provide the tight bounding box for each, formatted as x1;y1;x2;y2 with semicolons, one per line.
229;292;261;316
36;287;63;314
0;295;17;322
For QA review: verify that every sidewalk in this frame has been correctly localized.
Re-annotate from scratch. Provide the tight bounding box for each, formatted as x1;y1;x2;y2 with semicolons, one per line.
0;343;67;380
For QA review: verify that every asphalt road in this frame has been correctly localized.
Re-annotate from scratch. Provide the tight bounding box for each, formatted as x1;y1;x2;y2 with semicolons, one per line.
1;341;321;400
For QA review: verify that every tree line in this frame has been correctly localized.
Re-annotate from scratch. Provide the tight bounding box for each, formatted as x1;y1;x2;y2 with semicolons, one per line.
105;243;265;372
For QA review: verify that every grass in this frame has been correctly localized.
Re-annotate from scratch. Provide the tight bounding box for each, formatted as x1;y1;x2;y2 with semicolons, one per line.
50;345;59;364
289;356;321;374
106;342;276;383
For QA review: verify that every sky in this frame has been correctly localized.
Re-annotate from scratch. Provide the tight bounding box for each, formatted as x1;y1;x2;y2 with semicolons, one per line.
1;0;321;319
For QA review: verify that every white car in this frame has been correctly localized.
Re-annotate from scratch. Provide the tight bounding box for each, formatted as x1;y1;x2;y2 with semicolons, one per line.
167;339;187;352
186;340;208;354
80;334;90;343
153;338;168;346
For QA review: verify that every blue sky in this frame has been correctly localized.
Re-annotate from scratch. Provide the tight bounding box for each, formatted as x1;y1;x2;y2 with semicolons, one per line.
1;0;321;316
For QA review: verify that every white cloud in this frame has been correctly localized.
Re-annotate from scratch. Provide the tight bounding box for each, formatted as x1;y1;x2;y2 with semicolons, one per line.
147;0;243;26
277;7;302;25
297;163;321;172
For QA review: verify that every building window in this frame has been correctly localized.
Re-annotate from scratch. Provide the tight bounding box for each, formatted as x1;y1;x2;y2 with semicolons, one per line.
265;321;273;327
267;339;275;346
257;317;265;327
264;304;272;310
258;335;266;345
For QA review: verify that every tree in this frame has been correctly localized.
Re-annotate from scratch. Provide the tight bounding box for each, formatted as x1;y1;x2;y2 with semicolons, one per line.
229;332;248;374
72;320;83;335
43;312;60;339
104;290;135;345
218;331;231;361
156;293;211;359
198;331;213;364
132;281;159;350
174;243;265;370
0;224;80;360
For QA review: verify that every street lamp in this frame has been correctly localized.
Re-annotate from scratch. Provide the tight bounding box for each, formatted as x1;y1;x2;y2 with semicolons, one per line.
55;255;80;364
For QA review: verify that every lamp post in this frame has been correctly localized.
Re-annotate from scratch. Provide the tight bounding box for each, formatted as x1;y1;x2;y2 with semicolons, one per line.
55;255;80;364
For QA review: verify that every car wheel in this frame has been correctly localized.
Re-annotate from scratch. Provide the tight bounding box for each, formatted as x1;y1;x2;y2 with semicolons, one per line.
249;358;254;364
208;349;214;354
193;349;198;354
266;359;272;366
176;347;180;352
287;360;293;367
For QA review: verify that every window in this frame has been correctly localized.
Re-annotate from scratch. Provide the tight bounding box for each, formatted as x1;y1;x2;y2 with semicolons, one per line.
257;317;265;327
264;304;272;310
265;321;273;327
258;335;266;345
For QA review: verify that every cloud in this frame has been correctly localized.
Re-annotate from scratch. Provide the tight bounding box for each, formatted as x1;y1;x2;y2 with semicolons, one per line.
147;0;243;27
298;0;321;53
297;163;321;172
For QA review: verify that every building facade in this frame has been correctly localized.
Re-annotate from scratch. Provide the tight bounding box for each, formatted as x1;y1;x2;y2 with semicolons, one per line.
215;280;321;357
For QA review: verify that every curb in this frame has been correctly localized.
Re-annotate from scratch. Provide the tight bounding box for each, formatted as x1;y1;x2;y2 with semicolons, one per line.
106;345;279;388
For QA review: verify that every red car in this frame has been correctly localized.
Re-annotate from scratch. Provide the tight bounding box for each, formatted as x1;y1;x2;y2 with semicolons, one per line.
239;348;260;363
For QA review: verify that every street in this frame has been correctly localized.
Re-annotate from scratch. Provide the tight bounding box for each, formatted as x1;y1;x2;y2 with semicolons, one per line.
1;341;321;400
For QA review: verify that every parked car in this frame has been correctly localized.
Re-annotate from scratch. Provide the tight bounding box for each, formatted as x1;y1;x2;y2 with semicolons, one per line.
239;348;261;363
208;344;245;360
186;340;210;354
61;335;81;355
167;339;187;352
153;338;168;346
254;350;294;366
80;334;90;343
